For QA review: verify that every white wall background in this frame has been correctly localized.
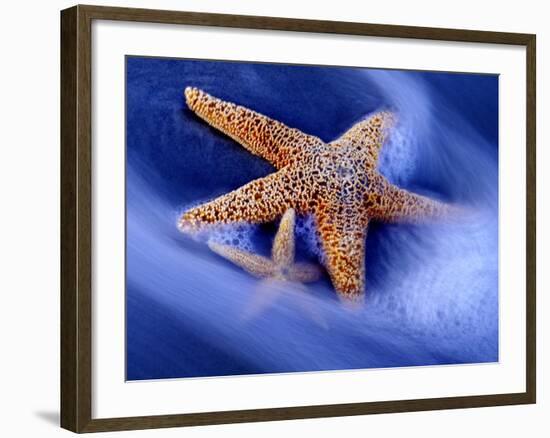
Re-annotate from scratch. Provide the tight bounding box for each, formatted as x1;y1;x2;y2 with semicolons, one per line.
0;0;546;436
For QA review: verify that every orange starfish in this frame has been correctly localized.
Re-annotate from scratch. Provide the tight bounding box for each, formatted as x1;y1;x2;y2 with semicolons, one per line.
179;87;456;300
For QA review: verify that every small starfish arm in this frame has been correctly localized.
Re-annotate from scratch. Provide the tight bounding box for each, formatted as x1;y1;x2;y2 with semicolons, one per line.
248;281;328;329
334;111;395;165
272;208;296;267
287;263;323;283
315;211;368;300
185;87;323;169
208;241;275;278
369;181;454;224
241;280;327;329
240;278;283;322
179;169;293;231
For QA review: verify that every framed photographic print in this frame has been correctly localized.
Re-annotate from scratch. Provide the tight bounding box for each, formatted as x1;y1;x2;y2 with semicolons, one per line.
60;4;536;433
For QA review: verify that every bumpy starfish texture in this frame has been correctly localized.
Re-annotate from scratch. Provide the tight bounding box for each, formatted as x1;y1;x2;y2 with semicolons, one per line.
208;209;322;284
180;87;456;300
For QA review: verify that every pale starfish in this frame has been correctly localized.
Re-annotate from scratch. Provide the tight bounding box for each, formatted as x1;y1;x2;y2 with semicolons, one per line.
179;87;456;300
208;209;326;324
208;209;322;284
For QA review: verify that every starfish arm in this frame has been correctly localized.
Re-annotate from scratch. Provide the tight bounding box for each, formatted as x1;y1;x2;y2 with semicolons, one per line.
244;280;327;328
240;278;283;322
185;87;322;169
208;242;275;278
333;111;395;165
287;263;323;283
315;209;368;300
179;168;293;230
272;208;295;266
368;180;453;223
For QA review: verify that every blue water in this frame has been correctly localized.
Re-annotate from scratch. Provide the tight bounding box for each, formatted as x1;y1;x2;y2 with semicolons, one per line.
126;57;499;380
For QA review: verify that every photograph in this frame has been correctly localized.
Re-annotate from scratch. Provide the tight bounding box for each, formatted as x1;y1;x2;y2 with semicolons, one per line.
0;0;542;434
125;56;499;381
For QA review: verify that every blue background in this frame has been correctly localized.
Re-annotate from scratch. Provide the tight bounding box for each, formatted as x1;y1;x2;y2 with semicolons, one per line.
126;57;499;380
